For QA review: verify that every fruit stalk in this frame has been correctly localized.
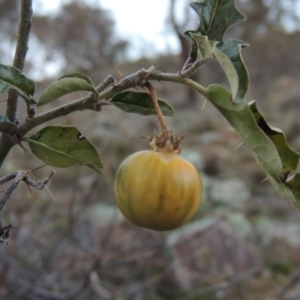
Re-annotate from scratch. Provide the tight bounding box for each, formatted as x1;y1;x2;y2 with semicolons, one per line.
146;82;168;133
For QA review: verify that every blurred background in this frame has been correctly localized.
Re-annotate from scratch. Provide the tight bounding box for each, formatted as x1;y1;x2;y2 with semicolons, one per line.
1;0;300;299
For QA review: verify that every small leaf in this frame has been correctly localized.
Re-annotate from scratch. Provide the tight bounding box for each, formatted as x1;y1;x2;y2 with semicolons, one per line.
189;32;218;61
28;126;102;174
0;63;35;100
0;114;18;135
213;39;249;102
60;73;95;86
190;0;246;45
38;73;98;106
111;91;174;116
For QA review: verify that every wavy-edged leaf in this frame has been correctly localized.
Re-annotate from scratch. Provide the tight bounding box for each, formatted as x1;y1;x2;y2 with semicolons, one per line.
0;63;35;101
207;84;283;177
213;39;249;103
206;84;300;206
249;101;300;174
183;0;246;70
28;126;102;174
38;73;98;106
190;0;246;45
111;91;174;116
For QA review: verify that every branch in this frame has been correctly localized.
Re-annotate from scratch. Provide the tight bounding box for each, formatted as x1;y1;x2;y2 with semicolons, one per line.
98;67;208;99
6;0;32;121
95;75;115;93
0;170;54;213
145;67;208;96
18;67;207;139
0;0;33;168
0;224;16;245
180;58;213;78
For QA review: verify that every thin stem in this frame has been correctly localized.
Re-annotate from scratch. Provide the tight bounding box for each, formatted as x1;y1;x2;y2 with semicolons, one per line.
19;95;96;135
145;69;208;97
180;58;213;78
7;0;32;122
18;67;208;137
95;75;115;93
146;82;168;132
0;0;32;168
0;170;54;213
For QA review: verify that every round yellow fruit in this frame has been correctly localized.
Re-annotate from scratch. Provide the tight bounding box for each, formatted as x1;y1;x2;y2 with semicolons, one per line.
114;150;202;231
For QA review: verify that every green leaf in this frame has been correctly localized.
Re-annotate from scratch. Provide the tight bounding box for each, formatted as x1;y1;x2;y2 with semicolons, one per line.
189;32;218;61
207;84;283;176
38;73;98;106
213;39;249;102
249;101;300;174
60;73;95;86
28;126;102;174
186;33;249;102
206;84;300;207
0;63;35;101
111;91;174;116
183;0;246;68
190;0;246;44
0;114;18;135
